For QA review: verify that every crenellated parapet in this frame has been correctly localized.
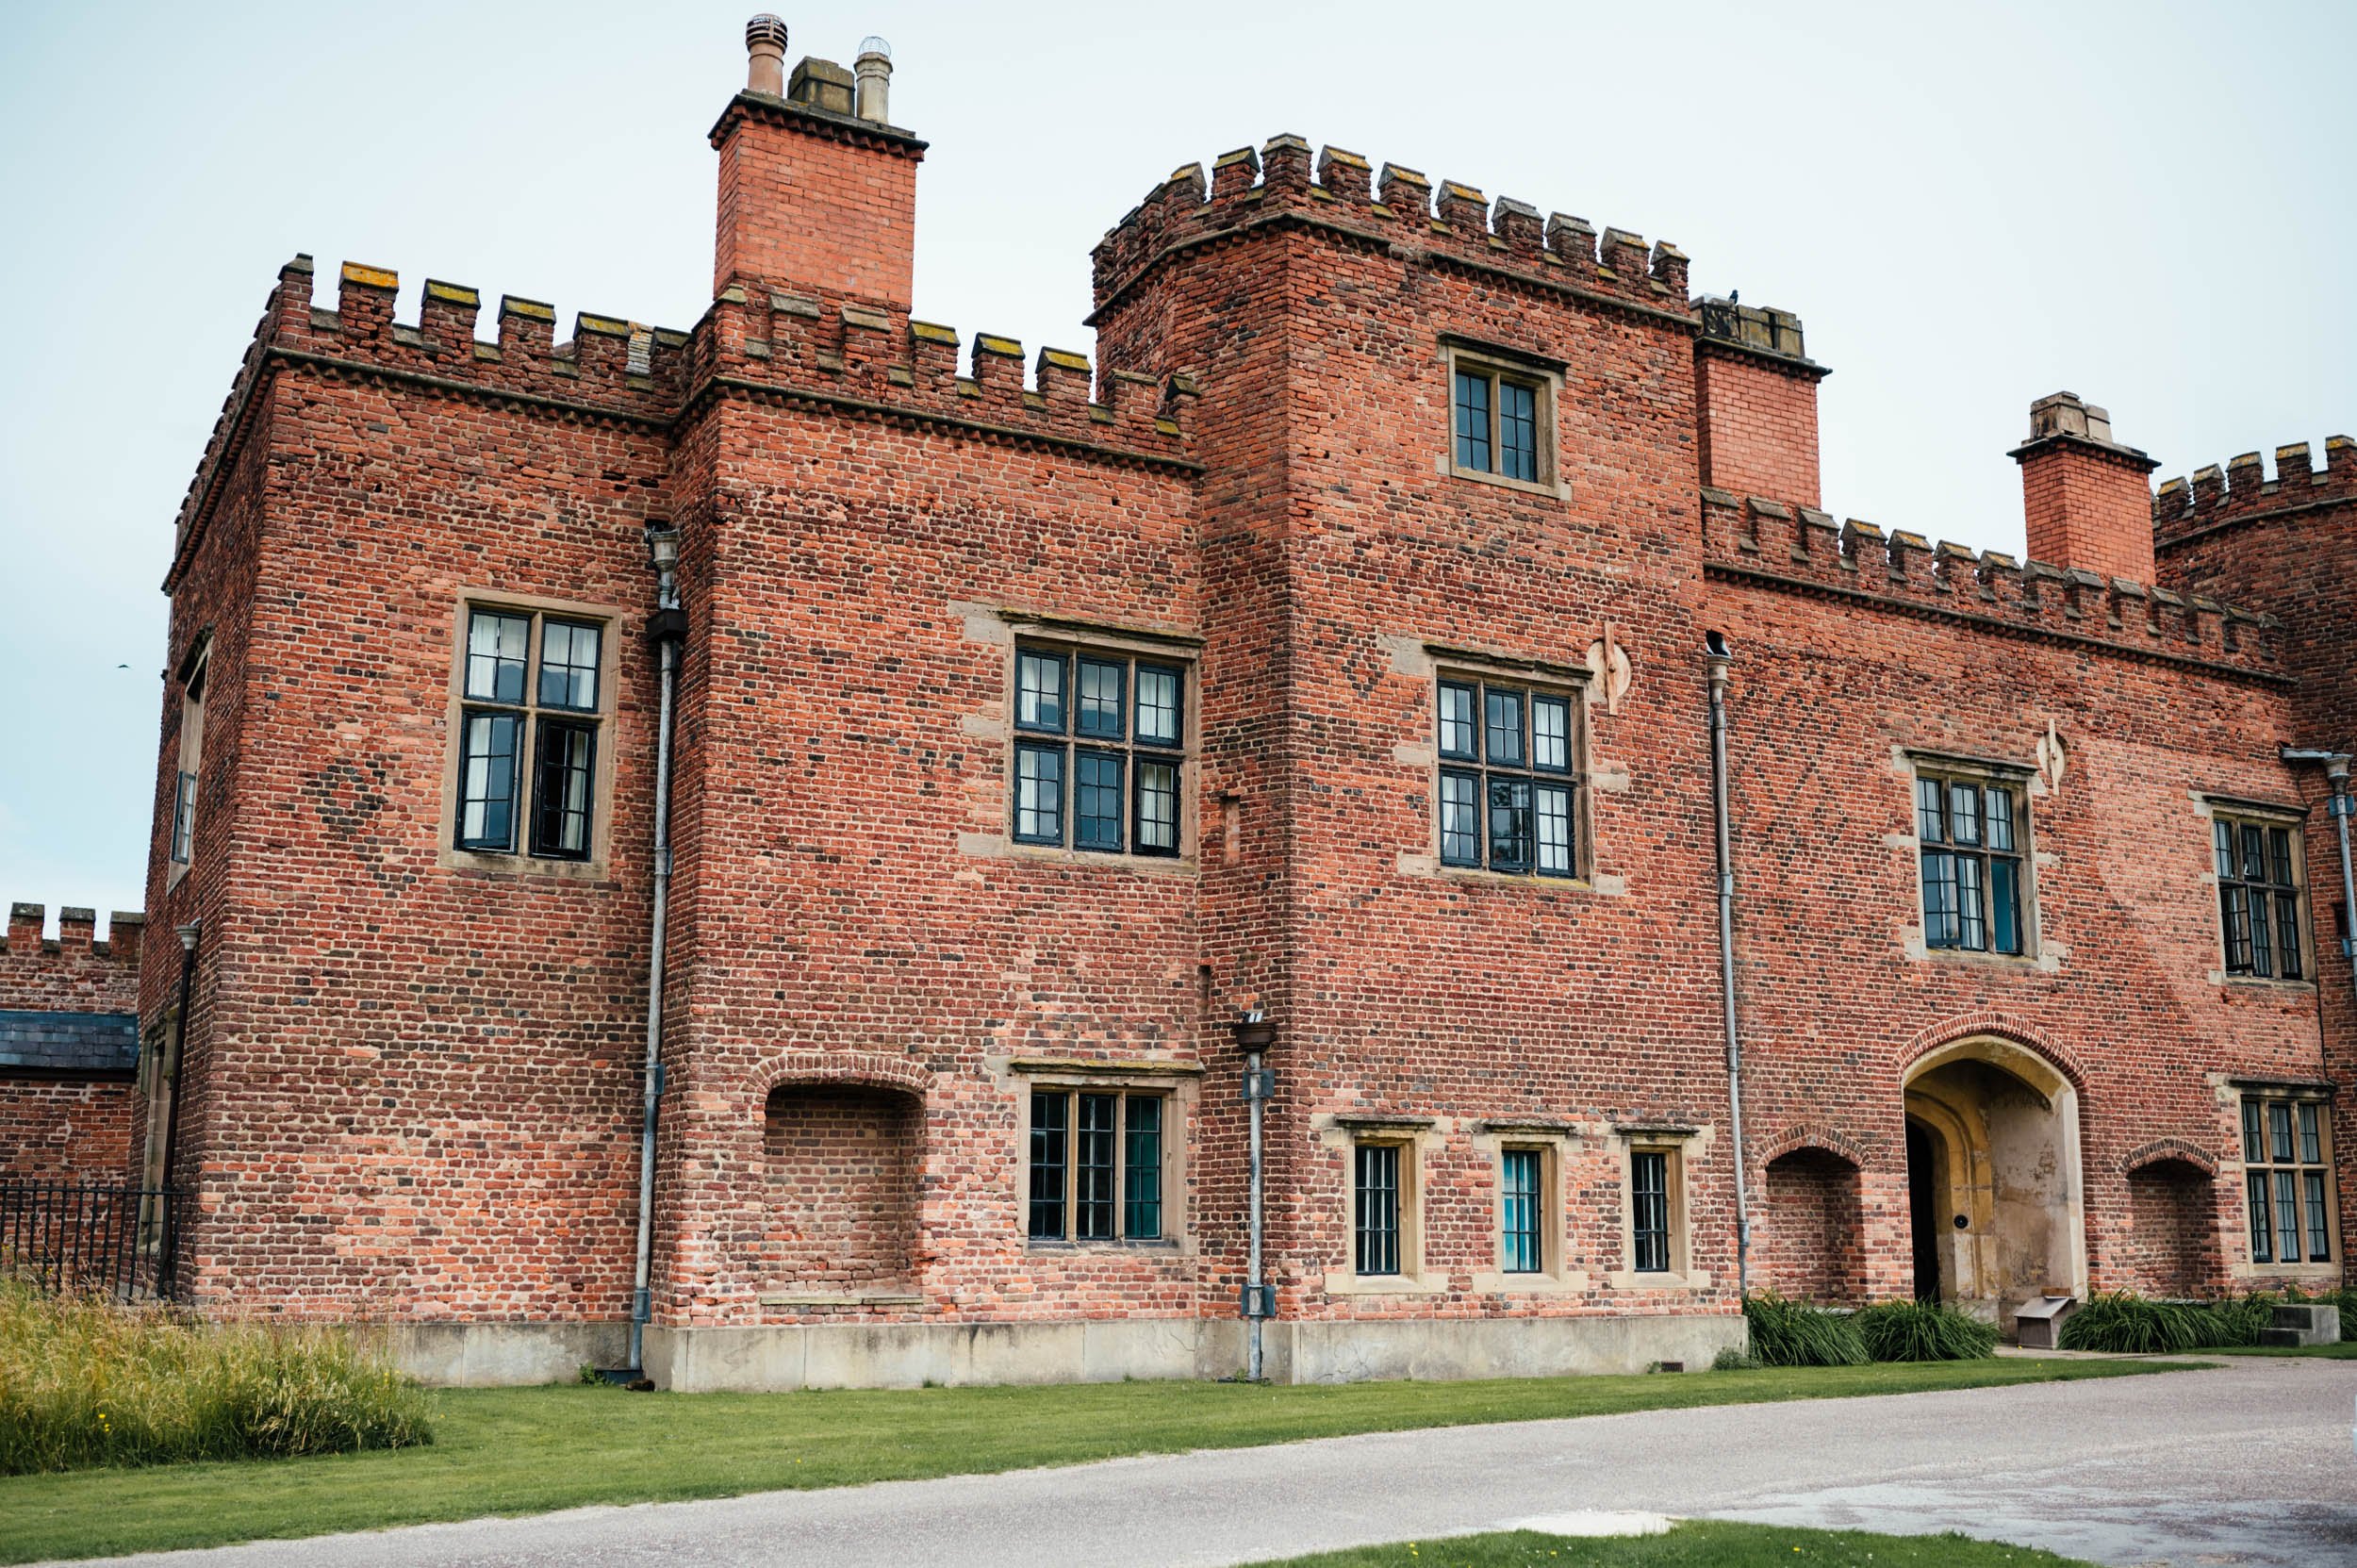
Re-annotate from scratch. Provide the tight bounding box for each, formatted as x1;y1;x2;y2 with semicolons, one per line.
2152;434;2357;546
1089;134;1694;324
695;280;1199;469
1701;489;2286;680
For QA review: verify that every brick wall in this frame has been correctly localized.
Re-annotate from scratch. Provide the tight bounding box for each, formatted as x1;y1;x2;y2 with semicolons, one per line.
1;904;142;1182
761;1085;920;1296
1696;344;1823;508
2018;440;2158;584
1756;1148;1865;1302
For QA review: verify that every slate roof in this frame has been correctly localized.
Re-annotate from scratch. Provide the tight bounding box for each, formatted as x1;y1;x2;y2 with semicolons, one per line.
0;1010;140;1076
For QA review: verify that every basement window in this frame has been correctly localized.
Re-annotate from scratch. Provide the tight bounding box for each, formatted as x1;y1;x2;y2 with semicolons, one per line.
2214;813;2308;982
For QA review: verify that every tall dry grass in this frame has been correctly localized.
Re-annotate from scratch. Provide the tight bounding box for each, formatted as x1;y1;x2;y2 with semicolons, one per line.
0;1276;432;1474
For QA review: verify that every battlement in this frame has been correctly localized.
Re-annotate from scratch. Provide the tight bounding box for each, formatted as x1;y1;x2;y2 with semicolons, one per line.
1701;490;2285;679
1091;135;1692;321
2152;434;2357;545
700;283;1198;466
4;904;144;965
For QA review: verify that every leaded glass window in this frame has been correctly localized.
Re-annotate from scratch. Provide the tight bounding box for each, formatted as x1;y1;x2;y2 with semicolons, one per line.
1355;1143;1403;1277
2243;1096;2333;1264
2215;814;2306;981
1028;1087;1165;1243
1010;643;1187;857
1438;677;1579;878
454;605;609;861
1916;769;2027;955
1452;362;1548;485
1500;1147;1544;1275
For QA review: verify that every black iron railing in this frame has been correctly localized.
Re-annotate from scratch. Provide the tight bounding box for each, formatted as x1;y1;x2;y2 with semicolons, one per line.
0;1181;185;1301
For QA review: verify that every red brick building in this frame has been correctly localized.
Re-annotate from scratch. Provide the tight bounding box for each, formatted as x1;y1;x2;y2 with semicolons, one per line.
0;905;143;1185
110;17;2353;1386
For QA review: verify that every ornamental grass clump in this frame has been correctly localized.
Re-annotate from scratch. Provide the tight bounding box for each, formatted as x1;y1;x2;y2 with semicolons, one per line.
1741;1291;1869;1367
2056;1290;2206;1355
0;1276;432;1475
1852;1298;2001;1362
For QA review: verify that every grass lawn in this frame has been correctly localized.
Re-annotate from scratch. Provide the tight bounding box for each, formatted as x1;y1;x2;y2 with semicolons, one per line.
1241;1524;2095;1566
0;1357;2190;1563
2208;1340;2357;1359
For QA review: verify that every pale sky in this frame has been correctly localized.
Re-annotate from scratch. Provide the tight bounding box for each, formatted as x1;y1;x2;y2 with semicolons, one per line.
3;0;2351;931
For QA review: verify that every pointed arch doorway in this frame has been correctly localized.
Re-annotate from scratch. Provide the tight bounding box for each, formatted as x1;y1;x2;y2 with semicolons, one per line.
1902;1034;2086;1332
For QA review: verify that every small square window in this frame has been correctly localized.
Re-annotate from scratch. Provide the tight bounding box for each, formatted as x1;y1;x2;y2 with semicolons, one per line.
1448;356;1553;487
465;611;531;704
536;621;602;712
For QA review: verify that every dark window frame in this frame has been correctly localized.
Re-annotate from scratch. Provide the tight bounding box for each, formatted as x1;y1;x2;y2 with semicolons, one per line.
1913;764;2031;957
2214;811;2308;982
1499;1146;1546;1276
167;650;208;874
1436;673;1583;880
1353;1140;1407;1278
1009;641;1189;860
1026;1085;1169;1245
1630;1147;1673;1275
453;605;609;863
2242;1095;2334;1265
1447;351;1556;490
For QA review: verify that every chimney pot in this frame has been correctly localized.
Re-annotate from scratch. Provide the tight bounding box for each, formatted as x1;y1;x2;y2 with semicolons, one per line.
745;14;788;97
854;37;894;124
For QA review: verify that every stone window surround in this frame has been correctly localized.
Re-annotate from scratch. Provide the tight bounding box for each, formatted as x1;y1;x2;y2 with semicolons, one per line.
1467;1119;1591;1295
1437;337;1571;501
2196;794;2316;990
1603;1121;1715;1292
1009;1057;1202;1257
956;603;1203;874
437;587;623;882
1890;746;2059;973
1389;637;1626;896
2221;1077;2340;1281
1319;1114;1443;1296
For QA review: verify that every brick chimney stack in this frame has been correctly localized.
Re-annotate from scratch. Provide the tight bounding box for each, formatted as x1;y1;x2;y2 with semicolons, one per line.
712;16;925;310
2009;392;2161;585
1694;297;1831;508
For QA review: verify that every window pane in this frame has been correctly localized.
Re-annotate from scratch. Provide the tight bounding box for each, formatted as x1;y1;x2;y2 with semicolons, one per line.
2299;1103;2322;1165
1921;850;1959;947
1632;1151;1670;1273
1947;782;1982;847
1029;1092;1067;1240
1439;770;1480;866
1985;787;2015;852
1955;853;1986;951
2306;1171;2331;1261
530;719;597;859
457;710;520;850
1134;760;1180;856
2269;1102;2295;1164
1075;751;1125;851
2241;824;2267;883
1077;656;1125;739
2221;885;2252;974
1484;688;1525;767
1532;695;1570;773
1916;777;1945;843
536;620;602;711
1124;1097;1162;1240
1076;1094;1117;1241
465;610;531;704
1014;742;1064;845
2268;827;2295;889
1990;857;2020;955
2215;819;2235;881
1536;784;1574;879
1135;664;1183;749
2250;886;2275;978
1489;776;1533;873
1498;378;1538;483
1355;1144;1401;1277
2248;1170;2272;1263
1453;370;1492;472
1016;651;1066;734
1501;1148;1542;1274
2275;1170;2301;1265
2275;890;2303;982
2241;1098;2266;1164
172;770;197;864
1438;683;1477;760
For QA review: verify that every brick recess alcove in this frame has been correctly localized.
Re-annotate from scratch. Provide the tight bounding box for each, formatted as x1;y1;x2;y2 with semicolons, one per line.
761;1084;922;1298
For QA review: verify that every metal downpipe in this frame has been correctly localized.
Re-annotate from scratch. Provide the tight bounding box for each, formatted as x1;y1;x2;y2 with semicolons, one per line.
1706;633;1752;1297
631;530;684;1376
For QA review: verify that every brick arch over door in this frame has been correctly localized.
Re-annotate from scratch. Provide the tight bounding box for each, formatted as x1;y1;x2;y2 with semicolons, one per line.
1899;1013;2088;1094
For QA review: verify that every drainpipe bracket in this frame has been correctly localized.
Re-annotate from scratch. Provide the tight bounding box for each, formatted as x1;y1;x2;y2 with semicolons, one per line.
647;606;689;645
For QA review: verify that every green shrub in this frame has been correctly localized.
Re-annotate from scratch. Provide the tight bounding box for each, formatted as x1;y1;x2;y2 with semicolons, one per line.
1742;1291;1869;1367
0;1276;432;1475
2196;1293;2274;1348
1853;1298;2000;1362
2057;1291;2206;1354
1710;1344;1761;1371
